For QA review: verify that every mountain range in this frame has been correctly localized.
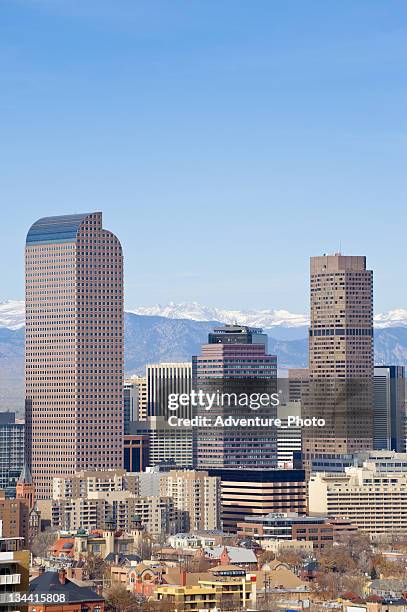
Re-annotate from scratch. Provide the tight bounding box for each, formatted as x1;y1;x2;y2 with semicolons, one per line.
1;300;407;417
3;300;407;331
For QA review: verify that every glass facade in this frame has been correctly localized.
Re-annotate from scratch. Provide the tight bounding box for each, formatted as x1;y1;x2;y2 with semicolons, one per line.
26;213;93;245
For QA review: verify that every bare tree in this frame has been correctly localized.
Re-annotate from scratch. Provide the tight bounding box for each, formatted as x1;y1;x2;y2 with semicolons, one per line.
105;584;144;611
84;553;109;581
31;527;57;558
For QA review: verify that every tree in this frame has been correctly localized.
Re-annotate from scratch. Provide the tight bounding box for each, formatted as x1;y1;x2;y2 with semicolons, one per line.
31;527;57;558
258;550;276;566
311;570;365;600
276;548;307;570
105;584;144;611
335;532;374;575
317;543;357;575
84;553;109;581
371;553;406;579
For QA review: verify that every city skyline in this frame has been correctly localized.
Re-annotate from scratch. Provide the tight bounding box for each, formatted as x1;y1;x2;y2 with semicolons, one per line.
1;1;407;313
1;213;405;317
1;4;407;609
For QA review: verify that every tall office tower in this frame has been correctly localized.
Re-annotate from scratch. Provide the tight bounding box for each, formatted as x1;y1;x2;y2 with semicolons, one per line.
305;254;374;457
0;412;24;497
25;212;124;499
374;366;405;452
193;325;278;469
146;362;192;419
124;376;147;433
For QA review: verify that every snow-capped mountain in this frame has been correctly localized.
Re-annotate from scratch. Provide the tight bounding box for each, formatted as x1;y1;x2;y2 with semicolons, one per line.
373;309;407;328
129;302;309;328
129;302;407;330
0;300;26;330
1;299;407;330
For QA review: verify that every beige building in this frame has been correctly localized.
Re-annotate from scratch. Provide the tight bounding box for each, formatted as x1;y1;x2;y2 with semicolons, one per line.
261;539;313;554
50;469;170;536
53;469;131;500
124;376;147;422
51;491;173;537
25;212;124;499
305;254;374;457
160;470;220;532
309;463;407;534
309;253;373;380
155;565;257;611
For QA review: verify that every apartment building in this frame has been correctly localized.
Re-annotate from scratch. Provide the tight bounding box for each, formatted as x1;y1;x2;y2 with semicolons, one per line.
160;470;220;532
51;492;173;537
0;534;30;612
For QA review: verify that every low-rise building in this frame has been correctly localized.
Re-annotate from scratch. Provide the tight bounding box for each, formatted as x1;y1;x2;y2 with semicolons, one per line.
168;531;225;549
261;539;314;554
155;583;222;611
28;568;105;612
0;490;29;546
155;564;257;610
47;529;140;565
367;579;407;600
204;546;258;569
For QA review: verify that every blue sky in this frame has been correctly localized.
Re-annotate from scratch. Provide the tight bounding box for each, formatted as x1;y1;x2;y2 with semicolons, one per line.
1;0;406;313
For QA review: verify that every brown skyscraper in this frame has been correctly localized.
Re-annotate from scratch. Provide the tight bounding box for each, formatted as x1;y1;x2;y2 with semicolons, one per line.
25;212;123;499
309;254;373;379
304;253;373;456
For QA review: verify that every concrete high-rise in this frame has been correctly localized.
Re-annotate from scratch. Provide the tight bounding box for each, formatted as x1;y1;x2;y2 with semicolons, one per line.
305;254;374;457
193;325;278;469
25;212;123;499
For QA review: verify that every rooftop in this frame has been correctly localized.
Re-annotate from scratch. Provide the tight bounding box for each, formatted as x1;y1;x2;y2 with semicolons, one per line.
26;212;100;245
30;571;104;604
